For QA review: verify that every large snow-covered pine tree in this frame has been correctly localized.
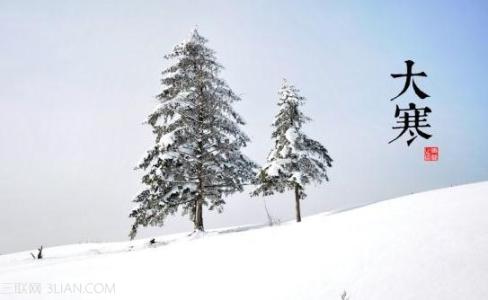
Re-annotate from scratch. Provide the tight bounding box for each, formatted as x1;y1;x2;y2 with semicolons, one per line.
252;79;332;222
130;29;257;239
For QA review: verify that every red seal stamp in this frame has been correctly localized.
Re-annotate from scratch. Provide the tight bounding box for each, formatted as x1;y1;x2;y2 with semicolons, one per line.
424;147;439;161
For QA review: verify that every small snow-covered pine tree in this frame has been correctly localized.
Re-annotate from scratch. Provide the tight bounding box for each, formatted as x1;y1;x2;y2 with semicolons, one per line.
130;29;257;239
252;79;332;222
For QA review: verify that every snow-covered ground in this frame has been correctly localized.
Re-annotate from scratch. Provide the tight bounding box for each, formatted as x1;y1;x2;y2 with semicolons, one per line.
1;182;488;299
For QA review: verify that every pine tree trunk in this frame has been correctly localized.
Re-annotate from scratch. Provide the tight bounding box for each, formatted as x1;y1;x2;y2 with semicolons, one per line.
191;204;196;224
194;134;204;231
295;183;301;222
193;69;206;232
194;197;204;231
194;161;205;231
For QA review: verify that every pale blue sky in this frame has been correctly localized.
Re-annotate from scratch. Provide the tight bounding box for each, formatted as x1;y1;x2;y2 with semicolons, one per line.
1;0;487;253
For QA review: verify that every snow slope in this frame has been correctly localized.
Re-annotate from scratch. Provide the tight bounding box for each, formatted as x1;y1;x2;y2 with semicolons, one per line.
1;182;488;300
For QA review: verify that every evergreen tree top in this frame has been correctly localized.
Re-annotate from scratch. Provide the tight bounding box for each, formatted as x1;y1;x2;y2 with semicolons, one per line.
272;79;311;139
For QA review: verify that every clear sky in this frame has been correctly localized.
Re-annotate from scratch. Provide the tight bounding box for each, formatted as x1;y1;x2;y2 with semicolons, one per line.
1;0;487;253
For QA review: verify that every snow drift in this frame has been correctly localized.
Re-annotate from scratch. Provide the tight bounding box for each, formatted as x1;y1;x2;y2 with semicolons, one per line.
1;181;487;299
